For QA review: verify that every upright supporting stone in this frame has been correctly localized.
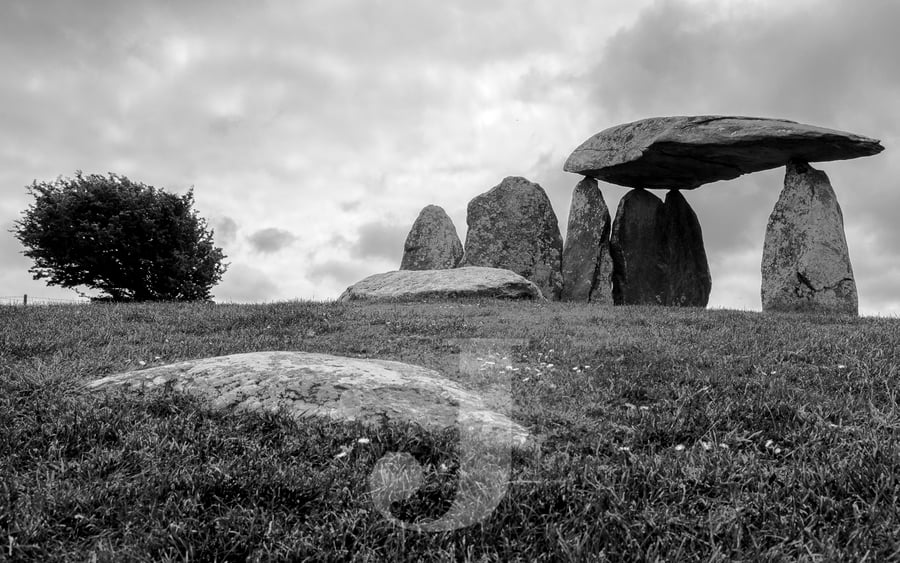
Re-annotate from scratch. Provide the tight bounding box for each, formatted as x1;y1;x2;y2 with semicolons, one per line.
659;190;711;307
761;161;857;314
610;189;665;305
561;177;613;303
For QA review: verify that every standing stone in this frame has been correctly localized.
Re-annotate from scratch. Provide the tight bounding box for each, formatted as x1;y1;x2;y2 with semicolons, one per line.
462;176;563;300
762;161;857;314
609;189;666;305
659;190;711;306
400;205;463;270
561;177;613;303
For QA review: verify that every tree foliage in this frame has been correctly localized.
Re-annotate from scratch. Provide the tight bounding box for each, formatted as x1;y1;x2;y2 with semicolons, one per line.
12;172;228;302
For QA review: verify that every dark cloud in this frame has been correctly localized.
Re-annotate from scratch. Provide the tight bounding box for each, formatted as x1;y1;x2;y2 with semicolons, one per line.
214;263;279;303
349;221;407;263
211;216;239;245
247;228;297;254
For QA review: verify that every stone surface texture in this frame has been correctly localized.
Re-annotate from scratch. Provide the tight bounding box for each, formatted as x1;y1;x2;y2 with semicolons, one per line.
564;115;884;190
400;205;464;271
462;176;564;300
339;266;544;302
610;189;666;305
658;190;712;306
761;161;858;314
86;351;536;451
561;177;613;303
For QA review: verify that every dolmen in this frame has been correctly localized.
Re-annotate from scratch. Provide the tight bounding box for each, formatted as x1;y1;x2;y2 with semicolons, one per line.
564;115;884;314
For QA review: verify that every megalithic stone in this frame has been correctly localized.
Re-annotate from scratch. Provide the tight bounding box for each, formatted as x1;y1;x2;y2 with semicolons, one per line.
400;205;464;271
561;177;613;303
610;189;666;305
658;190;711;307
761;161;858;314
462;176;564;300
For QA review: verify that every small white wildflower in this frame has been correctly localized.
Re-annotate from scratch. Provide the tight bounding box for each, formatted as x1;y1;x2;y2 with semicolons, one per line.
770;370;777;375
700;441;712;450
357;438;370;444
522;377;530;382
584;365;590;369
765;439;774;448
837;364;847;369
618;446;630;452
153;356;161;360
138;360;146;366
774;448;783;454
546;363;554;368
719;443;730;449
639;406;650;411
675;444;685;451
624;403;636;410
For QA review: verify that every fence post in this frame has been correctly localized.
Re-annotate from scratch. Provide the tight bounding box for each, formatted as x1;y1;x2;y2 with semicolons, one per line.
23;294;27;306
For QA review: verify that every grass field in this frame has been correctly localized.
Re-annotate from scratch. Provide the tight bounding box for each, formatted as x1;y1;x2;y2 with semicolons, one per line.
3;299;900;561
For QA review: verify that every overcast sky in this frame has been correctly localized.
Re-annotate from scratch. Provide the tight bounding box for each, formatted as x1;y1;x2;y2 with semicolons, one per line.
1;0;897;314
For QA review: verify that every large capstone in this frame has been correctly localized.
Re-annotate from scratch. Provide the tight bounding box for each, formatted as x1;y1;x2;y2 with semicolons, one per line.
462;176;563;300
339;266;544;302
400;204;463;270
659;190;711;307
564;116;884;190
561;177;613;303
610;189;666;305
761;161;858;314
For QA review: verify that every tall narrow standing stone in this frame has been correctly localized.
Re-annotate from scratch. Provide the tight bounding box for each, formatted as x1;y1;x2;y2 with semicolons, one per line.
609;189;665;305
462;176;564;300
762;161;857;314
400;205;463;270
659;190;711;306
561;177;613;303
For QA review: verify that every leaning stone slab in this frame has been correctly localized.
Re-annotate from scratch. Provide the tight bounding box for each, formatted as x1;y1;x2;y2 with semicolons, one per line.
339;266;544;302
561;177;613;303
85;351;536;451
762;161;857;314
565;115;884;190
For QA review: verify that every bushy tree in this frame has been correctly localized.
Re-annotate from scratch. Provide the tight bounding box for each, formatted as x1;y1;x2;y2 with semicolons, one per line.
12;172;228;302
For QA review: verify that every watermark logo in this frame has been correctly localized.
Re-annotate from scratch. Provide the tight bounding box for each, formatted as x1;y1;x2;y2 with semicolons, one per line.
366;338;529;532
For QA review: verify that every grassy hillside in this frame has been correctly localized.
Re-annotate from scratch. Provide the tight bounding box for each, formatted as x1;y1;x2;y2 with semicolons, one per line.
3;300;900;561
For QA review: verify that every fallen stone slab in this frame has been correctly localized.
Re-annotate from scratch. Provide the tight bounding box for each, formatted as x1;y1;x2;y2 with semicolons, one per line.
85;351;537;452
339;266;544;302
564;115;884;190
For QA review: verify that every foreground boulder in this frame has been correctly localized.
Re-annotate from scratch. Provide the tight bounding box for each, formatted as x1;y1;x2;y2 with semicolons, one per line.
339;266;544;302
86;351;535;451
565;115;884;190
762;161;857;314
658;190;711;306
561;177;613;303
610;189;666;305
462;176;564;300
400;205;463;270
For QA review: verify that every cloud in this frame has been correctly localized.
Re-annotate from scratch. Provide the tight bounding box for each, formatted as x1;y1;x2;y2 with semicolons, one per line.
214;263;279;303
306;260;371;287
247;228;297;254
349;221;408;263
211;216;239;245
